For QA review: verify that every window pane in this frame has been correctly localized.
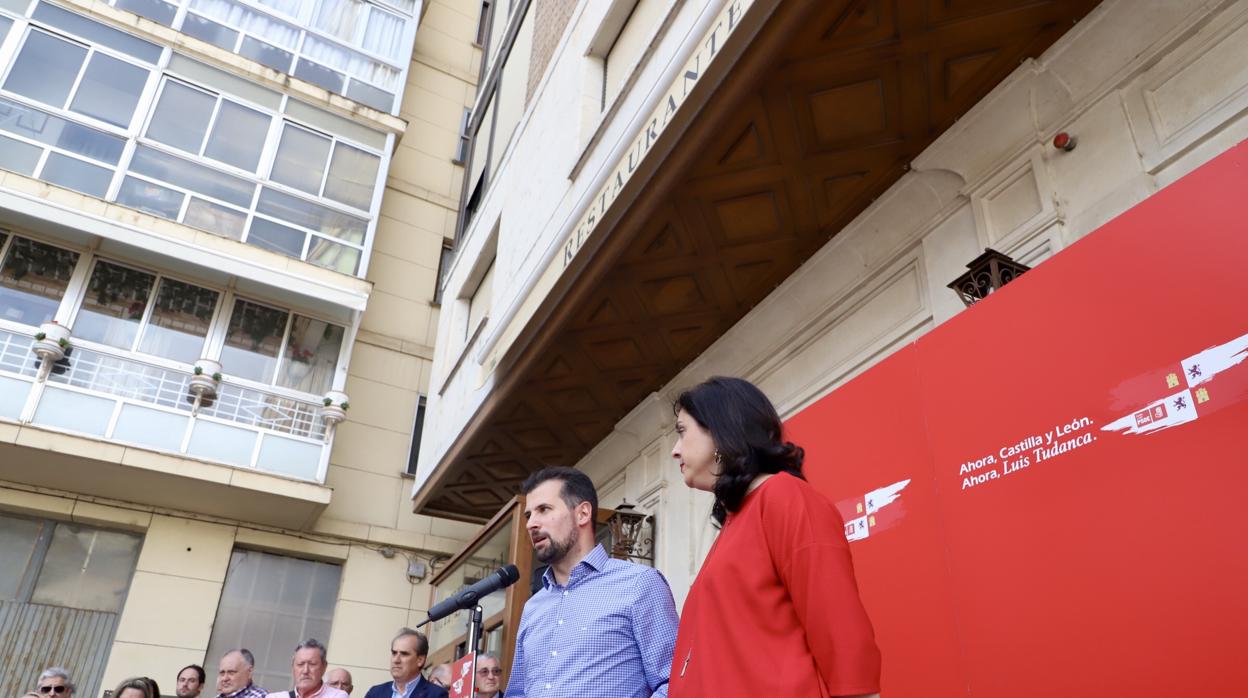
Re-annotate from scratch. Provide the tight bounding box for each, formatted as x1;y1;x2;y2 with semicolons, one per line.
74;260;155;350
40;153;113;197
184;198;246;240
246;217;305;259
0;133;42;176
116;176;185;219
363;7;406;61
323;143;379;210
70;53;149;127
31;522;142;613
239;36;293;73
138;277;218;364
32;3;163;63
0;513;45;601
221;299;287;383
270;125;329;195
311;0;366;43
306;237;360;275
188;0;300;49
293;59;345;93
205;550;341;691
181;14;238;50
130;145;255;207
4;31;87;109
146;81;215;155
116;0;178;25
204;101;269;172
277;315;342;394
0;97;126;164
256;188;366;243
0;237;79;326
344;80;393;112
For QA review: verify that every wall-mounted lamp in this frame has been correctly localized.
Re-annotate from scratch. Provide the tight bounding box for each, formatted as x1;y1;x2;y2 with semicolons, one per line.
947;248;1031;307
607;501;654;565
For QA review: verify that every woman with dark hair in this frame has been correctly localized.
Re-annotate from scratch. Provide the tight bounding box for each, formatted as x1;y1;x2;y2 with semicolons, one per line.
667;376;881;698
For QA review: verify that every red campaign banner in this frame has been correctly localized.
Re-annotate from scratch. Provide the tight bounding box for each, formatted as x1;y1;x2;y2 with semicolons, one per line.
784;139;1248;696
447;653;475;698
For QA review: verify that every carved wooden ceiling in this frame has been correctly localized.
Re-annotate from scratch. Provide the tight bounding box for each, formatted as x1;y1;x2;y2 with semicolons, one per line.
415;0;1102;521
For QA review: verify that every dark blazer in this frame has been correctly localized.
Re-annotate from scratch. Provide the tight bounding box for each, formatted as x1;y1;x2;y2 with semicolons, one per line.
363;678;447;698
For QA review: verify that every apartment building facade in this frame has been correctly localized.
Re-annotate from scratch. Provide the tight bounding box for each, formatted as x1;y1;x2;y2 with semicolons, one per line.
0;0;482;693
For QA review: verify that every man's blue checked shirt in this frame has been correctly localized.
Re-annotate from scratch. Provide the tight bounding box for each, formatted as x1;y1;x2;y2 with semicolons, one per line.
506;544;679;698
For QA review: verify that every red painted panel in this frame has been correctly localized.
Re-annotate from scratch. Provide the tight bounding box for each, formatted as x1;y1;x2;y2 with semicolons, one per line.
785;140;1248;696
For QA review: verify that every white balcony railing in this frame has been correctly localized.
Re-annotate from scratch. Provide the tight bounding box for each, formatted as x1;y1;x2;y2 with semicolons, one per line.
0;327;331;482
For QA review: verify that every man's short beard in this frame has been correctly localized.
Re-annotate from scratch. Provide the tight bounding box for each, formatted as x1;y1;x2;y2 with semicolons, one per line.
535;528;576;564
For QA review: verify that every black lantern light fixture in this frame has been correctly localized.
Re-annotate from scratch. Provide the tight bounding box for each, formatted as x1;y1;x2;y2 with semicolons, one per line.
947;248;1031;307
606;500;654;565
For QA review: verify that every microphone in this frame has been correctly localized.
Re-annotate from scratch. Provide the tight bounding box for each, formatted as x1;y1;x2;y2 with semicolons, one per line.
418;564;520;627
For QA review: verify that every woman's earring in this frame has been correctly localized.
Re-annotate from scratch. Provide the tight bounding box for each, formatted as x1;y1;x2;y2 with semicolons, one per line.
714;450;722;465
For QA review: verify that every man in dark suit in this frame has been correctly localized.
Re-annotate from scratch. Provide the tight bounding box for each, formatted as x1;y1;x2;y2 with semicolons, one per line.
363;628;447;698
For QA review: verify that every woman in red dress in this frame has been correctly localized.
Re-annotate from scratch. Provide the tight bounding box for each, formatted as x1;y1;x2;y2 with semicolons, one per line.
668;376;881;697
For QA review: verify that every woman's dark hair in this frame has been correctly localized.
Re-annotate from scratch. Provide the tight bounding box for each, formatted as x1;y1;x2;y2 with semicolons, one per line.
674;376;804;525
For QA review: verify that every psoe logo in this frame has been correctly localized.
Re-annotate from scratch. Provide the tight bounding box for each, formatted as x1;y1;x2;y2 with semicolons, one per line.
838;479;911;542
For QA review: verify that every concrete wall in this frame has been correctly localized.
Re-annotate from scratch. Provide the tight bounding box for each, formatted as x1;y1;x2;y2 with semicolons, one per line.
572;0;1248;606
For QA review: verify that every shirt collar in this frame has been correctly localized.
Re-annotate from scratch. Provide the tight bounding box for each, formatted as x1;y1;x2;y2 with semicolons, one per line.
542;543;609;590
391;676;422;697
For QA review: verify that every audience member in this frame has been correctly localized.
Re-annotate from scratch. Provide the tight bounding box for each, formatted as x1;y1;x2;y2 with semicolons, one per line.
473;655;502;698
425;665;451;691
325;669;353;696
36;669;74;698
136;678;161;698
177;666;205;698
363;629;446;698
112;678;152;698
270;639;346;698
214;649;266;698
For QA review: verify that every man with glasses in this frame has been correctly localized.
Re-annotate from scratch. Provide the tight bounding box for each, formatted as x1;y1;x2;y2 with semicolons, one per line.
473;655;503;698
36;669;74;698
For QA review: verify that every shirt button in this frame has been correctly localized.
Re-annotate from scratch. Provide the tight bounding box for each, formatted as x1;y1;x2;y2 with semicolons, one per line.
562;591;568;596
551;650;557;656
557;619;563;625
544;684;550;690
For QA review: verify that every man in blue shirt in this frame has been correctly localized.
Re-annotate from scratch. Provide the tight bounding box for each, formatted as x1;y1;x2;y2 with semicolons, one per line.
507;466;678;698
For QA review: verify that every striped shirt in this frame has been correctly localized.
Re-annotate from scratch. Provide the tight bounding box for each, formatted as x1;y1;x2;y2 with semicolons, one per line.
506;544;678;698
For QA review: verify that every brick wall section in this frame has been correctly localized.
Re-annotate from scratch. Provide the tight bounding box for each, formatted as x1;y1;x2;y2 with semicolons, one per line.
527;0;576;103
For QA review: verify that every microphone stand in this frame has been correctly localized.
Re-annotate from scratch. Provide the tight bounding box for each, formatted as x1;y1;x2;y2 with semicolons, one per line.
464;605;483;695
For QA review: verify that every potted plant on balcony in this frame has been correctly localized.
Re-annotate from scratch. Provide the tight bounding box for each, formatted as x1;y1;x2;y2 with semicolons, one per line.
320;390;350;426
189;358;223;398
31;320;71;363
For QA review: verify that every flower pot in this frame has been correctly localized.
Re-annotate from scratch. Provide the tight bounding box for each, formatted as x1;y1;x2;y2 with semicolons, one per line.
320;390;349;426
31;321;70;363
189;358;222;398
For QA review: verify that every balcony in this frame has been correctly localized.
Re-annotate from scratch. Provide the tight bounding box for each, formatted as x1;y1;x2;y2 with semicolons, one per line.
0;326;334;527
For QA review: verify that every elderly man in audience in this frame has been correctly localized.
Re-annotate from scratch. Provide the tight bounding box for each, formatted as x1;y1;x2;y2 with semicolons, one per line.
36;669;74;698
325;669;353;697
214;649;266;698
425;666;451;691
473;655;503;698
268;639;348;698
